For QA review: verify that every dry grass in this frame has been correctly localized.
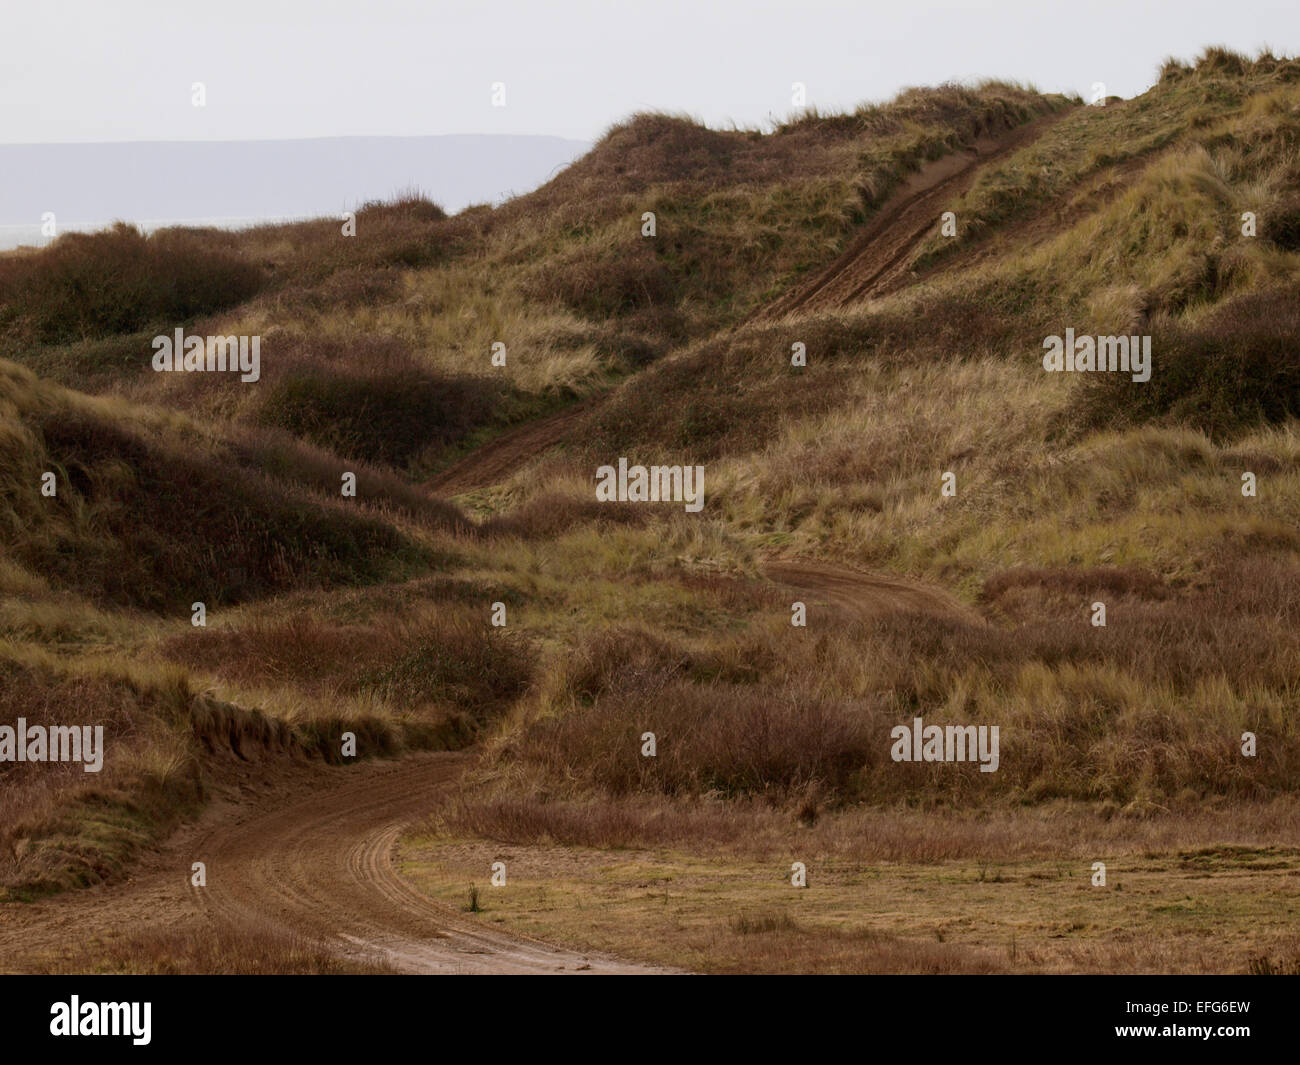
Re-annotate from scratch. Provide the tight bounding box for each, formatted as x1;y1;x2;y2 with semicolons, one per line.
399;822;1300;973
4;51;1300;987
0;359;464;613
0;648;201;897
14;915;393;974
429;792;1300;861
465;549;1300;806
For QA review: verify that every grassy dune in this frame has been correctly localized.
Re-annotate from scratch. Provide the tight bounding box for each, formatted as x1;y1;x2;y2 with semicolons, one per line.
2;50;1299;972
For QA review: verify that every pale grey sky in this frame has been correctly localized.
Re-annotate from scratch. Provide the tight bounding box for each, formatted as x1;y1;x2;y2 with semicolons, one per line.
4;0;1297;144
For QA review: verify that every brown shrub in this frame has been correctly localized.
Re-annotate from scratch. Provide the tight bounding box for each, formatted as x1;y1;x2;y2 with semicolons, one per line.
479;491;648;540
0;223;264;343
25;411;426;612
515;677;882;799
1074;283;1300;438
253;336;504;468
525;237;676;319
164;607;534;720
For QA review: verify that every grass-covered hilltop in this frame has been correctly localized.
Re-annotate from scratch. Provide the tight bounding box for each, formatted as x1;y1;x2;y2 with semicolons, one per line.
3;47;1300;974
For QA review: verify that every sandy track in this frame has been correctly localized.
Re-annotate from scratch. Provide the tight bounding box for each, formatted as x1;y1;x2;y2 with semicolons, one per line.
755;111;1066;321
0;752;673;974
764;559;982;625
188;752;671;973
429;400;595;495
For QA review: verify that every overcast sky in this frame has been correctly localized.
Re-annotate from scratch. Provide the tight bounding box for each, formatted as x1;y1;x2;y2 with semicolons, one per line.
4;0;1297;144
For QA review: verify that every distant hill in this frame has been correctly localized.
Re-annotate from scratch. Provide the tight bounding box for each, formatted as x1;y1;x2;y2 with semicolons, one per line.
0;134;590;245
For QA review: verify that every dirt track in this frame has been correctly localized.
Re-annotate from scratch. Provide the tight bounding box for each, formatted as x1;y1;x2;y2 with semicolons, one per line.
430;400;594;495
764;559;982;624
755;111;1066;320
0;753;674;975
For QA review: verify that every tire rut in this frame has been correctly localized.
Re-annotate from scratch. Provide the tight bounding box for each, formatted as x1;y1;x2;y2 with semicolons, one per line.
186;751;673;974
755;110;1067;321
764;559;983;625
1;753;675;975
429;400;595;496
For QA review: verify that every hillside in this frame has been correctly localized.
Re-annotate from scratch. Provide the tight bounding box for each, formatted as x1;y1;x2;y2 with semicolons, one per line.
3;49;1300;975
